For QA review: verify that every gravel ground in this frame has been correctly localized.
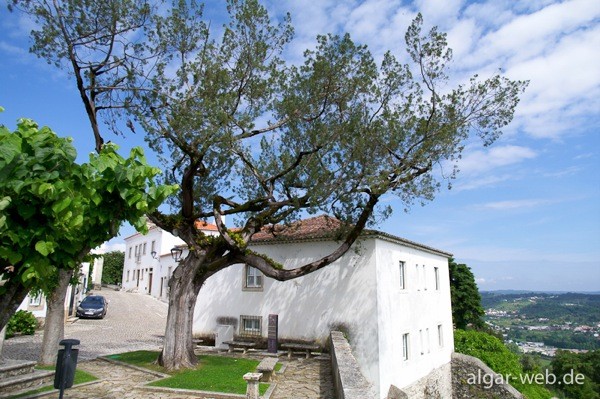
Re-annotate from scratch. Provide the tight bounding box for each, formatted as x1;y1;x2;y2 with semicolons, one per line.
2;289;168;361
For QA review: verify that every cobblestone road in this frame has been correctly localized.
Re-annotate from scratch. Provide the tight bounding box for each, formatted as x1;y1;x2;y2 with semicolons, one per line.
3;288;168;361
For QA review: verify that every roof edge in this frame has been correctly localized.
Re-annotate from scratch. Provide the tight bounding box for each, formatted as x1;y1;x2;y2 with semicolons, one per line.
250;229;452;258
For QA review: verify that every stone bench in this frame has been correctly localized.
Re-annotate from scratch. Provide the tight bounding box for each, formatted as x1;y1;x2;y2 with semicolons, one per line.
281;343;320;359
256;357;278;382
223;340;256;354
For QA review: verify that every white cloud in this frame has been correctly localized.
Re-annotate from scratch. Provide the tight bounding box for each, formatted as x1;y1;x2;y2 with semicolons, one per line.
456;145;537;176
480;199;552;210
453;173;514;191
543;166;582;178
100;242;126;253
462;0;600;69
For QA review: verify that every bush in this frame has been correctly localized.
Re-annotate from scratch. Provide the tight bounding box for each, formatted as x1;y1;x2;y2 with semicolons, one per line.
6;310;38;338
454;329;522;376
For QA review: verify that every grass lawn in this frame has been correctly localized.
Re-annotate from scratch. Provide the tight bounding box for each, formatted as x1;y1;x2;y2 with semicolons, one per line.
106;350;272;395
5;367;98;399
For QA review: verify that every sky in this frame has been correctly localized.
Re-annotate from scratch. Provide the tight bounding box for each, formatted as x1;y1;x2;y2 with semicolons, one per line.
0;0;598;292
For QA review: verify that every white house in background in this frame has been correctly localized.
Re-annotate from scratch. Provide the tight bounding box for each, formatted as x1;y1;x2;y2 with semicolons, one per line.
121;220;219;298
121;216;454;398
17;253;104;322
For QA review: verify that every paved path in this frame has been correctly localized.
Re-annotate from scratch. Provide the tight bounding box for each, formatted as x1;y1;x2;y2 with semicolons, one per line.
272;357;334;399
2;290;334;398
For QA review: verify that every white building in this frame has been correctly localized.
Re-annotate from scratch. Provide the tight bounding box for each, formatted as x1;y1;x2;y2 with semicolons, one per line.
121;220;219;298
121;216;454;398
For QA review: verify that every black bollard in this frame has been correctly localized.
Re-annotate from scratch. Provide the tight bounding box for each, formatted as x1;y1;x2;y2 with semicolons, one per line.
54;339;80;399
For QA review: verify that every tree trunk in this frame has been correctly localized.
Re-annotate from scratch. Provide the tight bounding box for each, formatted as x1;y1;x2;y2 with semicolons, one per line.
39;269;73;366
0;325;6;360
0;277;31;332
158;256;206;370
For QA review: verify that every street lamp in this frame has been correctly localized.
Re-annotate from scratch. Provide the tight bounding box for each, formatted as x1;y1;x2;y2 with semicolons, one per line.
170;247;183;262
150;251;157;259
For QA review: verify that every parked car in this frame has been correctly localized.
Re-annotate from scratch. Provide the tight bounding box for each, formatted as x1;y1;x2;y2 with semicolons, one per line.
76;295;108;319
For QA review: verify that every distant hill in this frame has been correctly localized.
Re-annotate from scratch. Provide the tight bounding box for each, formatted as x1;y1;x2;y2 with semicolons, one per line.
482;292;600;319
482;290;600;295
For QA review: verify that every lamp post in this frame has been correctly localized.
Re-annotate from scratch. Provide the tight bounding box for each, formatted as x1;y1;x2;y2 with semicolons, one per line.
170;247;183;262
150;250;157;259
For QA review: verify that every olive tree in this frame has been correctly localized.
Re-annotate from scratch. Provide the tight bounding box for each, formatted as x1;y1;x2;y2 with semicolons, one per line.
124;1;527;369
10;0;527;370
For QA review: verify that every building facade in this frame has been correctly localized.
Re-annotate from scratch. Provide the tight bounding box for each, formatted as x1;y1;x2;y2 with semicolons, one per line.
121;216;454;398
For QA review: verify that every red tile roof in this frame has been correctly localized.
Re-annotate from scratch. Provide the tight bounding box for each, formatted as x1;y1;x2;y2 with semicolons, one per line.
250;215;347;242
249;215;452;257
194;220;219;231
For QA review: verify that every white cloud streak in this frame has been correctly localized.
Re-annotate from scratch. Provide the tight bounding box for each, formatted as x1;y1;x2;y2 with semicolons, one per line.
456;145;537;176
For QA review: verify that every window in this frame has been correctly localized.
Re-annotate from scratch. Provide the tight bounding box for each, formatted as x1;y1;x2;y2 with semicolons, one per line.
126;270;130;282
419;329;424;355
128;247;132;259
151;240;156;253
438;324;444;348
415;264;420;290
143;242;147;255
423;265;427;290
402;333;410;361
426;328;430;353
399;261;406;290
240;315;262;336
244;265;263;290
434;267;440;290
29;295;41;306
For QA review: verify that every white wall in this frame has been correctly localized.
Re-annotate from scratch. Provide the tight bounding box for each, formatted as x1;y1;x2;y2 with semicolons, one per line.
192;239;381;386
374;238;454;398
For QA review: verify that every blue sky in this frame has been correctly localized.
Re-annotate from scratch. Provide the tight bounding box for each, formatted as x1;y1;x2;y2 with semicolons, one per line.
0;0;598;291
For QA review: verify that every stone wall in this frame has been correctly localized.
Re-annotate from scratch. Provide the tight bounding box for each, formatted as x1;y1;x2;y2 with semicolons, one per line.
452;352;523;399
399;362;453;399
329;331;376;399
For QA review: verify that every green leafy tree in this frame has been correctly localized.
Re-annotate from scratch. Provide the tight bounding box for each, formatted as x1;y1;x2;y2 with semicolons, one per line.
0;116;177;346
102;251;125;285
449;258;485;329
4;0;174;364
11;0;527;370
551;350;600;399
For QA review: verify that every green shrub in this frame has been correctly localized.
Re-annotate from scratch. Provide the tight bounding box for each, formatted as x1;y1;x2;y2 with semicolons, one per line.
454;329;522;376
6;310;38;338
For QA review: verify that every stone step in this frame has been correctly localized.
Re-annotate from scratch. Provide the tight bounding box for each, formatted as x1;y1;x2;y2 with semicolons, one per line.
0;369;55;397
0;360;37;380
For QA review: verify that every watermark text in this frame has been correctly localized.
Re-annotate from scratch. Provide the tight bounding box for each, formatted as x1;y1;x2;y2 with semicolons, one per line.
467;369;585;389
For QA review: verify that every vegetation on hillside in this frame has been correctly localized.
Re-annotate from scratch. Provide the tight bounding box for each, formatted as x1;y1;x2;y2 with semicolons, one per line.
483;292;600;350
455;329;553;399
551;350;600;399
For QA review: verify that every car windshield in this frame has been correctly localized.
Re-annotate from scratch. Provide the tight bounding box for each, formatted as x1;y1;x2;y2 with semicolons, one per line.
81;297;104;309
